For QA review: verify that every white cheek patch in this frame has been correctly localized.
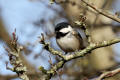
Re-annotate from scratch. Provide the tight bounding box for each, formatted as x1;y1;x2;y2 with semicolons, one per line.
60;25;73;33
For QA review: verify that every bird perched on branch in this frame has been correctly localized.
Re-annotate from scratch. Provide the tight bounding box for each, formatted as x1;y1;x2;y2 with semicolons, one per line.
55;22;84;54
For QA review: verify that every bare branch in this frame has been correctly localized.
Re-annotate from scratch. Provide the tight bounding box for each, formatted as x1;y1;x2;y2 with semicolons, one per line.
39;33;65;59
65;38;120;60
96;68;120;80
81;0;120;23
74;16;91;44
5;30;29;80
39;60;66;80
39;33;120;79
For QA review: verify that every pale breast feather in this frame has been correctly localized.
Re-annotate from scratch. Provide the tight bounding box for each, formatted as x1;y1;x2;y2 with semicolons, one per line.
56;32;81;52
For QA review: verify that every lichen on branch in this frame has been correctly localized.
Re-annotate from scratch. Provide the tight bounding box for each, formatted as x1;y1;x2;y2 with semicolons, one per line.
5;30;29;80
39;31;120;79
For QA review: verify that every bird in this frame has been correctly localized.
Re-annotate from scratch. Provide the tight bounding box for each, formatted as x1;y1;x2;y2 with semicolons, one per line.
55;22;84;54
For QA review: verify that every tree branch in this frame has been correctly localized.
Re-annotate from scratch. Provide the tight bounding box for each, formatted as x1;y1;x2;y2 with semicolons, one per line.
74;16;91;44
39;33;120;79
5;30;29;80
64;38;120;60
81;0;120;23
96;68;120;80
39;33;66;59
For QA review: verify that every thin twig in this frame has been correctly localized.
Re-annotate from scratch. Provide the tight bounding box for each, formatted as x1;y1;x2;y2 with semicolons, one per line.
5;30;29;80
74;16;91;44
81;0;120;23
96;68;120;80
39;33;65;59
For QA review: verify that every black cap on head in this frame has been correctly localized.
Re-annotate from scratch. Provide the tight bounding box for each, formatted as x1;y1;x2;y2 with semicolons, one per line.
55;22;70;32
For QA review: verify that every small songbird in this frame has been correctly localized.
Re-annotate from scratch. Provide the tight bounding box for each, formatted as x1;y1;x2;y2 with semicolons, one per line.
55;22;84;53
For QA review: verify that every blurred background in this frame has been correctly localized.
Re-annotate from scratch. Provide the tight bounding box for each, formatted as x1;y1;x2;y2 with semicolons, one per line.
0;0;120;80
